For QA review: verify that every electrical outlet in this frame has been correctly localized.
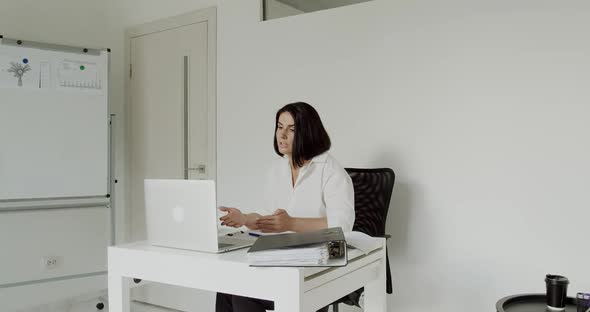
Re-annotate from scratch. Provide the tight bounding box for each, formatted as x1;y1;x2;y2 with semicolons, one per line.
41;256;61;270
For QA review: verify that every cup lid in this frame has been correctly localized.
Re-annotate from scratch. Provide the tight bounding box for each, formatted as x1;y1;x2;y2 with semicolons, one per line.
545;274;569;285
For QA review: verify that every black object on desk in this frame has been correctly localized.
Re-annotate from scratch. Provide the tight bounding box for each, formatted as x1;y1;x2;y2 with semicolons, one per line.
546;275;570;309
496;294;578;312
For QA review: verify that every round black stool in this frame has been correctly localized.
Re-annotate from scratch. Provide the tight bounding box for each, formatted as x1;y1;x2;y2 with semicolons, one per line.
497;293;577;312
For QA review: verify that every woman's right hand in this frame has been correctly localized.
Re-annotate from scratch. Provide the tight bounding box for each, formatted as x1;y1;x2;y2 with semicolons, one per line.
219;206;246;228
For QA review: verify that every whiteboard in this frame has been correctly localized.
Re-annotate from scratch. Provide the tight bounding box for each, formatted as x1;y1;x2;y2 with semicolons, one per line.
0;40;109;200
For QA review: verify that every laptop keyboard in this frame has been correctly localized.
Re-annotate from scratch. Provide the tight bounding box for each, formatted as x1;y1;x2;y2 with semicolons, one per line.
218;233;256;250
218;242;234;248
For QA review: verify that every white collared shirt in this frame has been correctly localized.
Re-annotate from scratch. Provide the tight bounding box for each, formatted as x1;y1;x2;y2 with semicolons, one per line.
261;152;355;232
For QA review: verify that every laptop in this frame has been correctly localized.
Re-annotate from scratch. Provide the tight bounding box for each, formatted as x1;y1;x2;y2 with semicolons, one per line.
144;179;256;253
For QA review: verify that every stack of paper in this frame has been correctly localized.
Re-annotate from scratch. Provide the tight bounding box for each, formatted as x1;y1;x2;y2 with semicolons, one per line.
247;243;331;266
246;227;348;267
344;231;383;255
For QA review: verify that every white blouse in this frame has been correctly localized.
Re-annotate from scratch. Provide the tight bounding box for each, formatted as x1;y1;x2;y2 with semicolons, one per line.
261;152;355;232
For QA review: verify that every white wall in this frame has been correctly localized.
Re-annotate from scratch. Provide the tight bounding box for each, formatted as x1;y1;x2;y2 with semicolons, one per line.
218;1;590;311
116;1;590;311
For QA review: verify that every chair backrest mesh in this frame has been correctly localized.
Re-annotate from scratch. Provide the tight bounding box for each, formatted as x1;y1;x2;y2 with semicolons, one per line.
345;168;395;237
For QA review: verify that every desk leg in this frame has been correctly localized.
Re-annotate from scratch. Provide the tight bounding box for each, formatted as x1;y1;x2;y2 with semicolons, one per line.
108;274;130;312
274;295;301;312
274;272;302;312
364;256;387;312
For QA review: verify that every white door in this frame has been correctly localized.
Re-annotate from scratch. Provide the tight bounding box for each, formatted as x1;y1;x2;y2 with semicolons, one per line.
127;9;217;311
129;20;214;241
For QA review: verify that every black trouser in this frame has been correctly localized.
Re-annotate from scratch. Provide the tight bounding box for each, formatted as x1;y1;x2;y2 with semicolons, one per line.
216;293;329;312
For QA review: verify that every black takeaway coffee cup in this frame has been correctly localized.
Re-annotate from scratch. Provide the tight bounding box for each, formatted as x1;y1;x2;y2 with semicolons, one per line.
545;274;569;310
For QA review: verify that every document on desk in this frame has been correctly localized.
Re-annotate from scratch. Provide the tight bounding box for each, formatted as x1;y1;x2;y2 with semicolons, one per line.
247;227;347;267
344;231;383;255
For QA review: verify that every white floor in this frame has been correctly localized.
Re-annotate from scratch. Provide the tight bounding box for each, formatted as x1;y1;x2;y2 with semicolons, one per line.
17;295;361;312
131;301;183;312
17;300;362;312
17;300;180;312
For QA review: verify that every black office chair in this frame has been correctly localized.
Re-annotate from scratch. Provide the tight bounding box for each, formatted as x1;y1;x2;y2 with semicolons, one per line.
332;168;395;312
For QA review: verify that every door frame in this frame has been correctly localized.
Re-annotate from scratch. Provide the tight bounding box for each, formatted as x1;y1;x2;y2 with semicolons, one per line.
124;7;217;239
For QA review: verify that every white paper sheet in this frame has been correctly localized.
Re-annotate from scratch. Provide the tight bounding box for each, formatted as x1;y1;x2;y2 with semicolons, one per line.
344;231;383;255
57;59;101;90
0;54;41;89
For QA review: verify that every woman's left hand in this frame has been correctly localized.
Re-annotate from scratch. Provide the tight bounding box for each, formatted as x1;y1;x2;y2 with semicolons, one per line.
255;209;293;233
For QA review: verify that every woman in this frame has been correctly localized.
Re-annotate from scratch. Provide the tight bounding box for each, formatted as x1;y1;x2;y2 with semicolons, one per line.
216;102;354;312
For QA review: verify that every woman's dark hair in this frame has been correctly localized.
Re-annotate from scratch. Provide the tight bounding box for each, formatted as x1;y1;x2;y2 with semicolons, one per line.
274;102;331;168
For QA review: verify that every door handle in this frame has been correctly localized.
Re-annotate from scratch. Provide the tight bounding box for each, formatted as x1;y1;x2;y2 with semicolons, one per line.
186;164;206;174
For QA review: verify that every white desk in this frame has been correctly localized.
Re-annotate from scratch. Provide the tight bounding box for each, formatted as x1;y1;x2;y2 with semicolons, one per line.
108;239;387;312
